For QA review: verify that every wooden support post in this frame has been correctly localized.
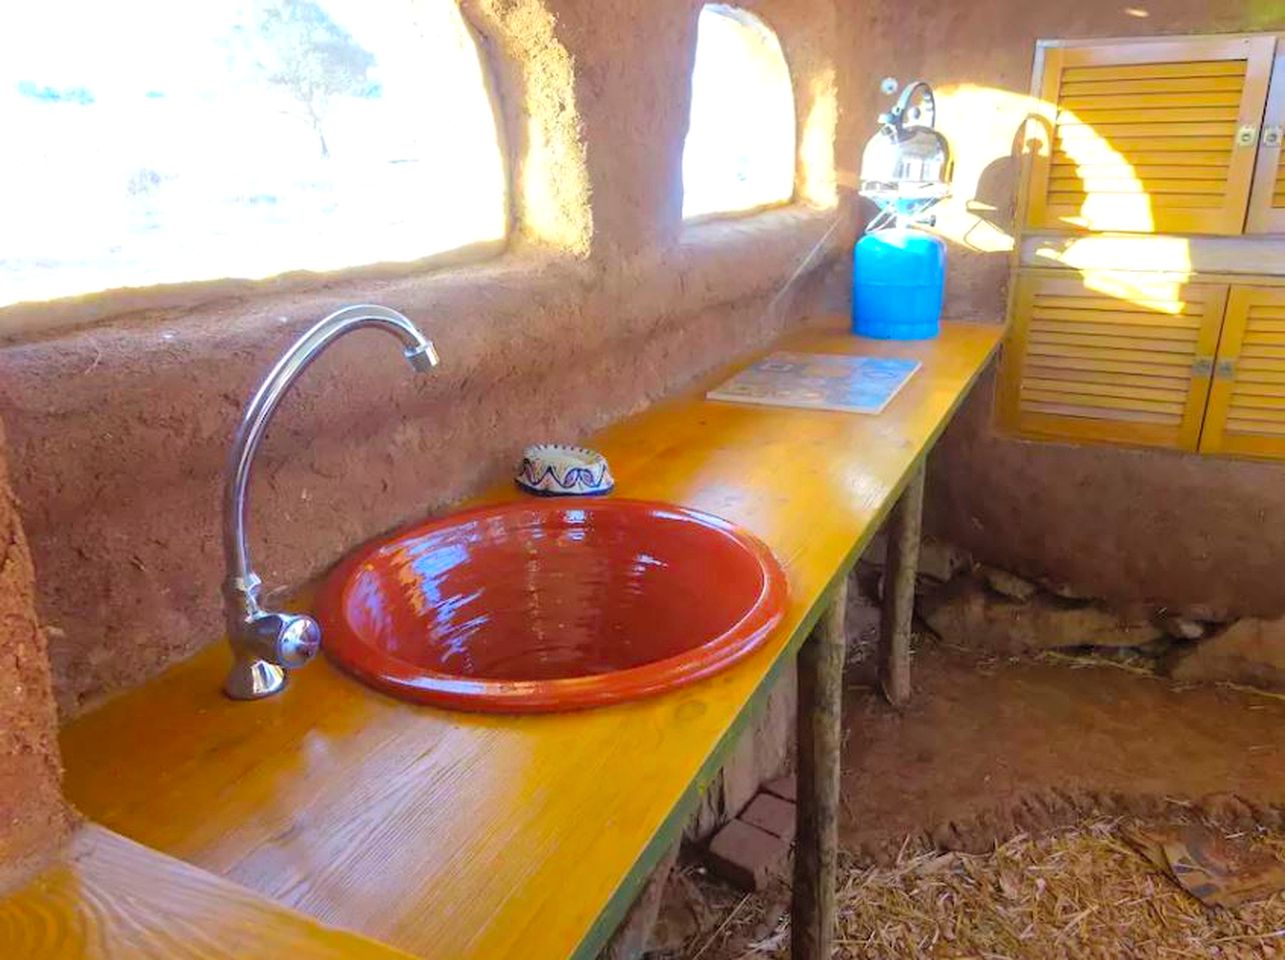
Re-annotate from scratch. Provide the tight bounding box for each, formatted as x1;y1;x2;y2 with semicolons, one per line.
879;464;925;707
792;577;846;960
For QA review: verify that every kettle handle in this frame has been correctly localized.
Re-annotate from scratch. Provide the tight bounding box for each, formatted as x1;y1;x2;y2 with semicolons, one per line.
886;80;937;131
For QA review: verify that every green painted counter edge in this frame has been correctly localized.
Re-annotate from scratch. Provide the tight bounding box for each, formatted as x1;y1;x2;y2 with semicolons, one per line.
570;333;1001;960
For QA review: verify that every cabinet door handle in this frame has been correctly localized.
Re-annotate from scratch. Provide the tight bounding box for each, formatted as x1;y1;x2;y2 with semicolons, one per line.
1236;124;1260;147
1216;358;1237;380
1264;125;1284;149
1192;357;1213;377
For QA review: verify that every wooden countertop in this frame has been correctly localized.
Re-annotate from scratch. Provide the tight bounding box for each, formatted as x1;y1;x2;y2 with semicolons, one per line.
0;825;415;959
59;319;1001;960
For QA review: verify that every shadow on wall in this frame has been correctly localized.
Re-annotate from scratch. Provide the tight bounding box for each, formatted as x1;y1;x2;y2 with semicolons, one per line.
962;152;1019;249
915;80;1222;309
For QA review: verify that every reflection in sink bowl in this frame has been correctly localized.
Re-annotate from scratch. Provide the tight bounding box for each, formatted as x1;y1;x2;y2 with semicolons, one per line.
316;498;788;712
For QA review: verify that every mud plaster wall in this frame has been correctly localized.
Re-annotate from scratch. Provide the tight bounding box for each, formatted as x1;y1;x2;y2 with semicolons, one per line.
843;0;1285;616
0;416;70;889
0;0;853;716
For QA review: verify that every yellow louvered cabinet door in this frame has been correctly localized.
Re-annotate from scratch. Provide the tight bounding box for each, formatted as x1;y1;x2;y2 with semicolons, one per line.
999;271;1226;450
1028;36;1276;235
1200;286;1285;458
1246;47;1285;233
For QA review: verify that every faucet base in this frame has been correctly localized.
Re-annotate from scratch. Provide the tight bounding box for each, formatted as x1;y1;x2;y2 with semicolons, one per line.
224;656;288;700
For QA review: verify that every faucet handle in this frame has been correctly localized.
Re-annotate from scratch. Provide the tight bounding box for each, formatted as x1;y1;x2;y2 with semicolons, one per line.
243;611;322;669
224;612;321;700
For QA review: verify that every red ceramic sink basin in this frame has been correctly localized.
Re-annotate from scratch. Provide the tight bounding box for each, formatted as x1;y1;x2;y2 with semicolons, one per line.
316;498;788;712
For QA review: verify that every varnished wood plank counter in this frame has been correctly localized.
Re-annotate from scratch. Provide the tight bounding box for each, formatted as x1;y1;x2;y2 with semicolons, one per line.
0;825;414;959
59;319;1001;959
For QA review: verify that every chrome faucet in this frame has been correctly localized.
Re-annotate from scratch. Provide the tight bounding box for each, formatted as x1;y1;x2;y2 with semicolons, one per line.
222;304;439;700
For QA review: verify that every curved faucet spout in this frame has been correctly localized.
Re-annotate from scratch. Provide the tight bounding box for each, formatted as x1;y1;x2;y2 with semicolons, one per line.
222;304;438;700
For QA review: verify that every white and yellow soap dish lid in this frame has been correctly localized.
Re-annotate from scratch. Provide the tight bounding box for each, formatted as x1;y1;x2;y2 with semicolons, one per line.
516;444;614;496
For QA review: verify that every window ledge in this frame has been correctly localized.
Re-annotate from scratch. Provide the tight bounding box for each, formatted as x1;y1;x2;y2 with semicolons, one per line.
0;238;514;346
0;203;852;351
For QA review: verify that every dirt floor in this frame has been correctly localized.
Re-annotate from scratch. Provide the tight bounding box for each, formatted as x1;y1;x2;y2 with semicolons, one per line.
651;632;1285;958
840;640;1285;863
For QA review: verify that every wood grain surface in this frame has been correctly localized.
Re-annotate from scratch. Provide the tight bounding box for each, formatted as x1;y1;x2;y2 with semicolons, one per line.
0;825;414;959
58;319;1001;960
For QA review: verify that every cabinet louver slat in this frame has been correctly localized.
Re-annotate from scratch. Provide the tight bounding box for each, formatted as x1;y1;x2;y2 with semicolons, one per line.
999;272;1226;449
1201;287;1285;456
1027;38;1276;235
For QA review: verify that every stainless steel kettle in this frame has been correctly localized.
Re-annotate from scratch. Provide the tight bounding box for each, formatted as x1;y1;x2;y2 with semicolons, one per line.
860;80;953;221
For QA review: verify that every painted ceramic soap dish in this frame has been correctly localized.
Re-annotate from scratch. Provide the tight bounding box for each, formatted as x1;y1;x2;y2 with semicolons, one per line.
516;444;614;496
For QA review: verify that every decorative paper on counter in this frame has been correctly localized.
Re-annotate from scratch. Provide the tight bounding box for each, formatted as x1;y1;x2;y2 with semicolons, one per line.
707;351;921;415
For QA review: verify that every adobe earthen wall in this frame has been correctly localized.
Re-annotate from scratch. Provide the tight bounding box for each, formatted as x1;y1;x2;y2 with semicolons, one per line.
0;417;70;889
0;0;854;715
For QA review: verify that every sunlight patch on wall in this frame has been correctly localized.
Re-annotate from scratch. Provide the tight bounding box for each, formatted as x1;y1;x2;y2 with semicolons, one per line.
799;68;839;208
1025;95;1190;309
931;83;1163;250
929;83;1193;312
0;0;507;307
1031;234;1193;273
480;0;592;256
1075;266;1190;315
682;5;795;219
1051;103;1158;235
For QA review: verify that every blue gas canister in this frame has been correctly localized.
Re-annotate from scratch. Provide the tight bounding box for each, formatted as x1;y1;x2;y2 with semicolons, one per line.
852;227;945;340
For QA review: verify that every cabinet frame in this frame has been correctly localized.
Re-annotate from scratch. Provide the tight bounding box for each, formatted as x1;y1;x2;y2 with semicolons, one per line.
1001;31;1285;463
1200;285;1285;458
1024;35;1277;237
999;269;1226;451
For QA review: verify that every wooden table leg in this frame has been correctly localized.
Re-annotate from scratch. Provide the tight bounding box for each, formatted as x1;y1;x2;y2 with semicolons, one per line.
792;577;846;960
879;464;925;707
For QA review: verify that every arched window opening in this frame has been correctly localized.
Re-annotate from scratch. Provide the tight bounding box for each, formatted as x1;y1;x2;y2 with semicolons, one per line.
0;0;507;307
682;5;796;220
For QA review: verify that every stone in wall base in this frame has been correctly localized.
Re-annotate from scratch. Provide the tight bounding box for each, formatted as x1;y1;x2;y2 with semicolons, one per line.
915;545;1285;697
1166;616;1285;692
